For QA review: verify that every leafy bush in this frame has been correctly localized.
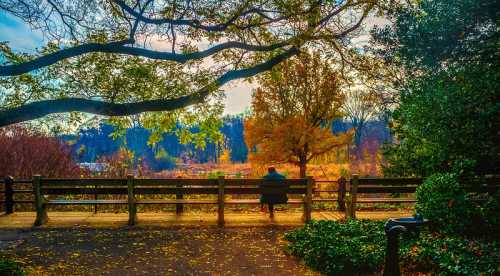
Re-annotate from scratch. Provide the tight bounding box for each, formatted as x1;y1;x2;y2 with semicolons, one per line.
0;257;26;276
415;173;480;235
286;220;499;275
0;126;80;178
285;220;386;275
481;191;500;238
401;233;499;275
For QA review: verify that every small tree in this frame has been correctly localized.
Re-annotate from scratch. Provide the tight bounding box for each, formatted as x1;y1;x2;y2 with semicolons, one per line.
342;88;381;158
244;52;351;177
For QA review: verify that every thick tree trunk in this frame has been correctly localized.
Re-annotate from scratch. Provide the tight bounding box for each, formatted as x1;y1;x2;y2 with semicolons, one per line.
299;144;308;178
299;162;307;178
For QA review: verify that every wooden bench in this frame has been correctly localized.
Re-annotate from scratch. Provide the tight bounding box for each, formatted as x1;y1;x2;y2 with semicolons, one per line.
129;177;313;226
224;177;312;223
346;174;422;219
33;175;314;226
346;174;500;219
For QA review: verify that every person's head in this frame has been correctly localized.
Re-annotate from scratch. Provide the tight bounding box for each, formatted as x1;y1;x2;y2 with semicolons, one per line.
268;166;277;174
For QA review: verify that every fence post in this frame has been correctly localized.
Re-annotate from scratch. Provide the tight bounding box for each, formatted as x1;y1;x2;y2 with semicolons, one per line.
94;184;98;214
176;176;183;215
5;176;14;214
33;175;48;226
127;175;137;226
217;176;225;227
304;176;313;223
337;176;346;212
349;174;359;219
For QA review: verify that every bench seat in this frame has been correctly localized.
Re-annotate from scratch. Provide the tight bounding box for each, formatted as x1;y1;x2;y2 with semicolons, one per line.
46;199;128;205
135;199;306;205
356;198;416;203
136;199;217;204
312;198;339;202
224;199;304;204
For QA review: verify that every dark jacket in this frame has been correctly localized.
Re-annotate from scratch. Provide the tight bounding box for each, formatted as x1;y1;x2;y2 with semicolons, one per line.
260;171;288;204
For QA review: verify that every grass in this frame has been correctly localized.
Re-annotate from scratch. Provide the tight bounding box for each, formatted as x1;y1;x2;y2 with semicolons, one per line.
151;159;382;179
0;255;26;276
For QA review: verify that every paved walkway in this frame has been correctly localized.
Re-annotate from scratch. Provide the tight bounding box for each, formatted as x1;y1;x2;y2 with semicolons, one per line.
1;226;321;275
0;210;413;228
0;211;413;275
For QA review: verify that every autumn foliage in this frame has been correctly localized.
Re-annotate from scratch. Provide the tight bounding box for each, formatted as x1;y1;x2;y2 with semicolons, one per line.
0;126;80;178
245;52;352;177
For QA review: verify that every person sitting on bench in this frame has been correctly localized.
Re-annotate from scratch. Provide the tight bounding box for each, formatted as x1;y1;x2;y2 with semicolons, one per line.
260;166;288;218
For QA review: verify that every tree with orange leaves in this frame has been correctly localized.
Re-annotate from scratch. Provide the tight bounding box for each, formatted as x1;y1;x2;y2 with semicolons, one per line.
244;52;352;178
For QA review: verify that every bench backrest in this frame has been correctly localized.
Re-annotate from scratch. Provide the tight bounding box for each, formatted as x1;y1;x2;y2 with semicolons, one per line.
224;179;307;194
352;176;499;194
39;178;128;195
37;177;309;196
355;178;423;194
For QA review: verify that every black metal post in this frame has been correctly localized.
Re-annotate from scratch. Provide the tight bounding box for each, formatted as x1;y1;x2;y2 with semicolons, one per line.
383;225;407;276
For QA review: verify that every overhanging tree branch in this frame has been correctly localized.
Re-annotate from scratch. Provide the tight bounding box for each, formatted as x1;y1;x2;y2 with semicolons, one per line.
0;47;299;126
0;39;291;76
0;0;373;127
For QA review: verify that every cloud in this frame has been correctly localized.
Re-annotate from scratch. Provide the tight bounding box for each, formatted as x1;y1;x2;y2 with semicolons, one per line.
223;80;256;115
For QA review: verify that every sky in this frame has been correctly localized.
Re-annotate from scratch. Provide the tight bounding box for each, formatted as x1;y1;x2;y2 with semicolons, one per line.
0;11;44;52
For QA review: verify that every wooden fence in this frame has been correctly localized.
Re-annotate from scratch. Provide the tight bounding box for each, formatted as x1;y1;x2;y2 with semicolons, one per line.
2;174;498;223
0;177;33;214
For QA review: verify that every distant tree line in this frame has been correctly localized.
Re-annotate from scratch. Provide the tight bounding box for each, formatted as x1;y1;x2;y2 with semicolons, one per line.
61;116;391;172
61;115;249;171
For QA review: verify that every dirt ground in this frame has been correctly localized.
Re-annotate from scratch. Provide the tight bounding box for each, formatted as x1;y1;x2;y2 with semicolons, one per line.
1;226;320;276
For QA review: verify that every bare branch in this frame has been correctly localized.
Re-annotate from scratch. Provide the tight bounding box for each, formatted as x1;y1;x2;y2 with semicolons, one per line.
114;0;284;32
46;0;76;39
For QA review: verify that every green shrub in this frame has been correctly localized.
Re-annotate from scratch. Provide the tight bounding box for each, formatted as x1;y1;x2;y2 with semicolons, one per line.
400;233;499;275
0;257;26;276
285;220;386;275
285;220;499;275
207;171;225;179
481;190;500;238
415;173;481;234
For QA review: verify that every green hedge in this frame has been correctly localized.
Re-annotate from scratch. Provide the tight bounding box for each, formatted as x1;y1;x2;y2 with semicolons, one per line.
400;233;499;275
285;220;499;275
415;173;481;234
416;172;500;237
285;220;386;275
